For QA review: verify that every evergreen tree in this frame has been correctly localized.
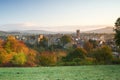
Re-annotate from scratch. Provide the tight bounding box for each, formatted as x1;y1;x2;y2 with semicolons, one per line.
114;17;120;46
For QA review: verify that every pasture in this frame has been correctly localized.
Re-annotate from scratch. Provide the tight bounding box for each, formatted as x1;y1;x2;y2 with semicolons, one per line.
0;65;120;80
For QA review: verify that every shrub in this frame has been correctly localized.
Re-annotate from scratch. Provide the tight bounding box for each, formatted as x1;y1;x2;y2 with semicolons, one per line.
39;52;57;66
79;57;95;65
65;48;87;61
91;46;113;64
57;62;77;66
112;58;120;64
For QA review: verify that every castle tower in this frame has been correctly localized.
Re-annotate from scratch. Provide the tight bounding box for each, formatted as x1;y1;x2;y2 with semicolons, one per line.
76;29;80;38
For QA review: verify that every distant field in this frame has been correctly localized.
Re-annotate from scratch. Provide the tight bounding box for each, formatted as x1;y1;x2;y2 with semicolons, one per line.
0;65;120;80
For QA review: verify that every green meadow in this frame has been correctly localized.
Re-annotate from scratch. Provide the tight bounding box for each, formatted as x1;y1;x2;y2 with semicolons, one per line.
0;65;120;80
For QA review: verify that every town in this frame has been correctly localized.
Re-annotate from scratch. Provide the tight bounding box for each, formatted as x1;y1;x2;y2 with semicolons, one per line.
0;29;119;58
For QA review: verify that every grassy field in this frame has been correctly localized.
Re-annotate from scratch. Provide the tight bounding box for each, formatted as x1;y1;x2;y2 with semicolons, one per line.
0;65;120;80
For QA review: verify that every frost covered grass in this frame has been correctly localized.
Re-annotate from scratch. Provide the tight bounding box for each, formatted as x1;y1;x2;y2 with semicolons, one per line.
0;65;120;80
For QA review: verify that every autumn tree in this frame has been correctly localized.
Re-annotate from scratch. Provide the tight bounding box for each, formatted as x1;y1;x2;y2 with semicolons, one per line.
0;48;15;66
26;49;37;66
4;36;29;53
0;48;8;64
0;39;4;48
0;35;37;66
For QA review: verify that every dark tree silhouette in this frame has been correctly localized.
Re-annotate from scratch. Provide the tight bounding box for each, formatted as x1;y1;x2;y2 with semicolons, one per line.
114;17;120;46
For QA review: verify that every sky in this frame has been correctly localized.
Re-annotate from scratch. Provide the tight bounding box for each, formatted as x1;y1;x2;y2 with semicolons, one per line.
0;0;120;31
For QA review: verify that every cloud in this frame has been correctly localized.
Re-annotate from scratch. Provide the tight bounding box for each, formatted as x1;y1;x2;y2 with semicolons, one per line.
0;23;112;32
23;22;38;27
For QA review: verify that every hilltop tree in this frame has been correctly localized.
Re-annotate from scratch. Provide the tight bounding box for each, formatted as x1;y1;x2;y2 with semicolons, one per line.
89;39;98;48
39;36;48;48
114;17;120;46
60;35;72;47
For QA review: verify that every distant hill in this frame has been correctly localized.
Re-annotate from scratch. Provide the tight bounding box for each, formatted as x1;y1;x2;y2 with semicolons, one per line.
85;27;114;33
0;31;22;35
0;23;115;34
0;30;72;35
0;31;7;34
20;30;56;34
19;30;73;34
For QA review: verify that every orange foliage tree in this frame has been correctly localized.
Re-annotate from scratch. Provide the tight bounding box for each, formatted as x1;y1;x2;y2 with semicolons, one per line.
0;35;37;66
